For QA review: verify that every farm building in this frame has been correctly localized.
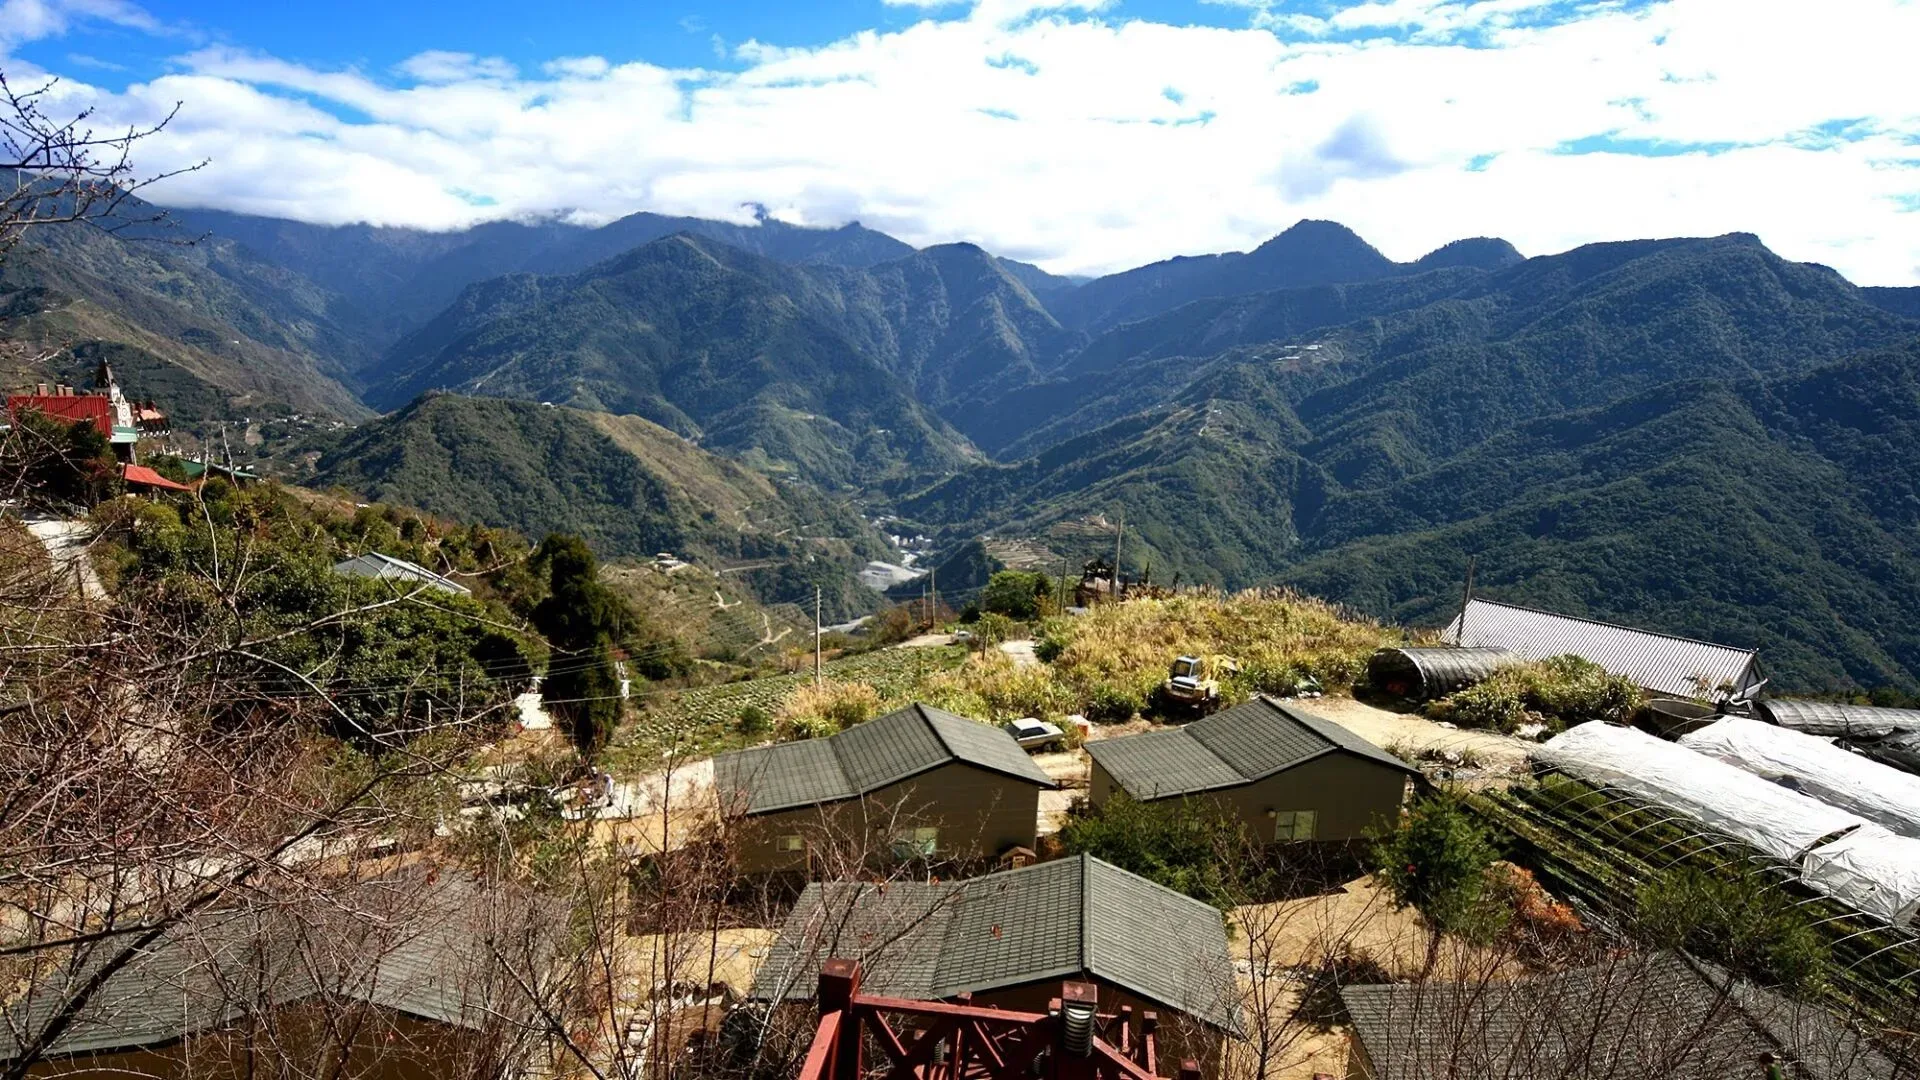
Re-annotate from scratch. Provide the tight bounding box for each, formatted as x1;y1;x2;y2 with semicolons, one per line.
748;854;1238;1068
712;703;1054;873
1342;950;1898;1080
331;552;472;596
2;875;551;1080
1084;697;1417;844
1444;597;1763;702
1366;646;1518;702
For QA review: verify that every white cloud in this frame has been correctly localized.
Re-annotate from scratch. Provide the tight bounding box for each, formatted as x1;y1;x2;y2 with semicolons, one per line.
6;0;1920;283
0;0;160;49
394;50;517;84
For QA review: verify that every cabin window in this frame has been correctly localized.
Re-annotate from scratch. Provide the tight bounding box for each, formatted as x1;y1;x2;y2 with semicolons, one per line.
1273;810;1318;841
775;834;805;853
893;827;939;858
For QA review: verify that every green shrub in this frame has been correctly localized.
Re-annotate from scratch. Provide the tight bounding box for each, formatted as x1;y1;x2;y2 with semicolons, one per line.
973;611;1017;648
1426;655;1638;736
735;704;773;737
1057;794;1253;908
980;570;1053;621
1370;791;1504;939
1634;867;1828;994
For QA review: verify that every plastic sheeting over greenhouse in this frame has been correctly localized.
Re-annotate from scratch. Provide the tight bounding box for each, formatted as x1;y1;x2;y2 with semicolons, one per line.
1536;723;1920;926
1680;718;1920;839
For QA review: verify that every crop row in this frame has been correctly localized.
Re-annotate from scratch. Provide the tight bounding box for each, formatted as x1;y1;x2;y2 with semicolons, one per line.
613;646;969;759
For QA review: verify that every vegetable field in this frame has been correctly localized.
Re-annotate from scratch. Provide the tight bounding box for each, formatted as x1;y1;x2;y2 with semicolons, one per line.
1469;774;1920;1024
608;645;968;764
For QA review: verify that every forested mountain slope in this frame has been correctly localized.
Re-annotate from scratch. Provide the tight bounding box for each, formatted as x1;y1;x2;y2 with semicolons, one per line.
0;204;369;426
310;393;889;615
363;234;1090;481
899;236;1920;690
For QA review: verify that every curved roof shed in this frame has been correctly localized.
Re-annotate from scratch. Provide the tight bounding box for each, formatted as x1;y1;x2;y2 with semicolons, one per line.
1368;646;1519;702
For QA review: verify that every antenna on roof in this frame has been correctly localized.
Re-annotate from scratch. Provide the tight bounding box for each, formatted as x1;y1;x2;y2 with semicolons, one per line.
1455;556;1476;645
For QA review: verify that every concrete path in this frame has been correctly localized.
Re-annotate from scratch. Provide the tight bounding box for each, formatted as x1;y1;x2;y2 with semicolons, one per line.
24;516;105;601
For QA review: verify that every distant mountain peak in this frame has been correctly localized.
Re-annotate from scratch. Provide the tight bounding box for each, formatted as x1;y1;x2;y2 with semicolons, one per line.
1412;236;1525;273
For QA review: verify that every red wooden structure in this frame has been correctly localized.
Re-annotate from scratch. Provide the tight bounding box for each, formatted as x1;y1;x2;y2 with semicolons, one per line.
797;958;1201;1080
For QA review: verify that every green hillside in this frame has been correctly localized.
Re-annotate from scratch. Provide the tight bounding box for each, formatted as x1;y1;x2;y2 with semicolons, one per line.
308;393;889;617
0;210;369;426
361;234;1089;484
899;237;1920;691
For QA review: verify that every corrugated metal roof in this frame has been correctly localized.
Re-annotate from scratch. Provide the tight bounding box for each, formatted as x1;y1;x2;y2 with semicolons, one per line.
1756;699;1920;739
1368;646;1519;701
712;703;1054;816
1443;598;1759;701
749;855;1238;1031
1086;697;1416;800
331;552;472;596
1343;951;1896;1080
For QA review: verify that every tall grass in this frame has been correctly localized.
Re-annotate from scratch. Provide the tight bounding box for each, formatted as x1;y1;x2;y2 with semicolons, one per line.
1028;588;1395;722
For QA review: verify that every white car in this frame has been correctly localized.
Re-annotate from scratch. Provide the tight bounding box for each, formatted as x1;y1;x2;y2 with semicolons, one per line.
1004;717;1065;752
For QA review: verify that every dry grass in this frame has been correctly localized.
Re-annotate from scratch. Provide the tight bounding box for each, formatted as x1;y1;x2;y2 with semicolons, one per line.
925;589;1397;725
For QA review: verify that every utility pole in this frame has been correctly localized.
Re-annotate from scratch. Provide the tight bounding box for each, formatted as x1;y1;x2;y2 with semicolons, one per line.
929;567;937;625
1455;556;1477;645
1057;557;1070;613
1111;509;1124;603
814;586;823;687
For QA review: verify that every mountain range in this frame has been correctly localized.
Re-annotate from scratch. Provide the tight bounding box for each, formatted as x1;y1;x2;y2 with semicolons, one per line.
6;190;1920;690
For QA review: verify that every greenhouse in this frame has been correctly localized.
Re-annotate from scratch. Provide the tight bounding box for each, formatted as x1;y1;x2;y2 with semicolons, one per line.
1537;722;1920;926
1366;646;1518;702
1681;717;1920;839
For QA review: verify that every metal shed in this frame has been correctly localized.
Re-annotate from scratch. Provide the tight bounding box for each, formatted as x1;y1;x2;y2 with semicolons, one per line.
1367;646;1519;702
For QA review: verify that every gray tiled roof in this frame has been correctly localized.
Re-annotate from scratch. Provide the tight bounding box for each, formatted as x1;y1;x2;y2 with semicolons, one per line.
1342;951;1896;1080
1443;598;1761;702
1087;697;1416;800
713;703;1054;816
0;874;541;1062
749;855;1238;1032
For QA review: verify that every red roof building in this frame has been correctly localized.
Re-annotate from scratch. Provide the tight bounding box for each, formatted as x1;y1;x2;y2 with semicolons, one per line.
7;394;113;439
122;464;193;493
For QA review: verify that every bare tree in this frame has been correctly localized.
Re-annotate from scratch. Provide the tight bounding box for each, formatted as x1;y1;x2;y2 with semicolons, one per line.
2;66;206;262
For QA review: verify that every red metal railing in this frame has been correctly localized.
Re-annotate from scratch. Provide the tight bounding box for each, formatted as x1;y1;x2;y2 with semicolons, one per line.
799;958;1202;1080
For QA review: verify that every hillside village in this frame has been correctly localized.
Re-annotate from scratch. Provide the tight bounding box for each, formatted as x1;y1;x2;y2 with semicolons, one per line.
8;30;1920;1076
6;362;1920;1078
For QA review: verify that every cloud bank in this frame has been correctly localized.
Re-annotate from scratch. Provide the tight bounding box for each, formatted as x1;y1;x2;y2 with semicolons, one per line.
5;0;1918;282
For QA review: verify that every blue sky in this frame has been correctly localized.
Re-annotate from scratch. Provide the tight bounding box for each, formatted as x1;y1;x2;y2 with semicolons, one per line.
3;0;1917;282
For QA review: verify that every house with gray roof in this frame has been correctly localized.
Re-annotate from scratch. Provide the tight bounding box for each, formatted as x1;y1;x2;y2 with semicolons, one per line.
2;873;553;1078
1086;697;1417;844
332;551;471;596
712;703;1056;873
1342;950;1897;1080
1445;597;1763;703
749;854;1238;1064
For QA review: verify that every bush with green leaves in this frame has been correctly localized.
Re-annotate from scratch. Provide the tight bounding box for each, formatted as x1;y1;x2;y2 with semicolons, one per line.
1634;867;1828;994
1426;655;1638;736
1057;793;1254;909
979;570;1053;621
1370;791;1503;939
735;704;773;737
